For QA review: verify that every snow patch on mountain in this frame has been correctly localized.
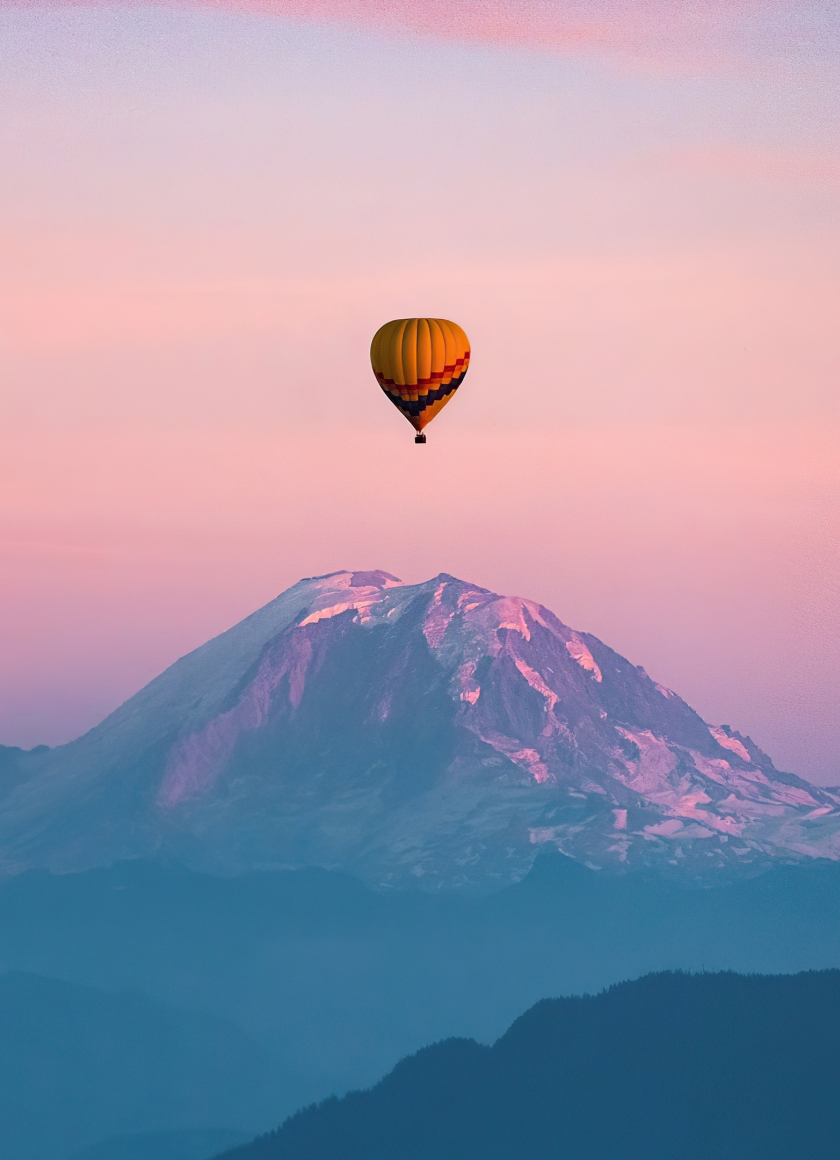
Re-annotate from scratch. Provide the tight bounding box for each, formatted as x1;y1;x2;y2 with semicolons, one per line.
709;725;752;763
565;637;603;681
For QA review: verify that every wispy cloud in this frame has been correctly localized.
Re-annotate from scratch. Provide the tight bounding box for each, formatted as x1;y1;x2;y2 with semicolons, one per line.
4;0;837;66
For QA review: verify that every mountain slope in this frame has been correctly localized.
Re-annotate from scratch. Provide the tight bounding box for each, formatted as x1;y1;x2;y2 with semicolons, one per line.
218;969;840;1160
1;570;837;887
0;972;286;1160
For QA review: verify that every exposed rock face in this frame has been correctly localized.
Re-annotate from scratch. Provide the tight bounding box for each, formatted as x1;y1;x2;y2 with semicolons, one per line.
1;570;838;888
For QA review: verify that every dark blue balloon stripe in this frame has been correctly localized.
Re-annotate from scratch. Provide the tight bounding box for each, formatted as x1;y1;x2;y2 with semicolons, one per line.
385;368;467;418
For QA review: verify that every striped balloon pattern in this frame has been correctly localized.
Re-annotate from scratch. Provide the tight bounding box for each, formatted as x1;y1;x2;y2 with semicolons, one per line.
370;318;470;436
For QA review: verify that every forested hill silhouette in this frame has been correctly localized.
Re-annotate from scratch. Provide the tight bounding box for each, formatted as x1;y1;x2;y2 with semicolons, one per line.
218;969;840;1160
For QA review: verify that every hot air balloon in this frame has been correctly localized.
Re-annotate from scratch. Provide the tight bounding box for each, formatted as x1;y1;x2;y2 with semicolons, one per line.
370;318;470;443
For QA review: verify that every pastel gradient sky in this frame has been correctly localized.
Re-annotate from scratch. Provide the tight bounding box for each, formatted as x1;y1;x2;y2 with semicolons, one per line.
1;1;838;781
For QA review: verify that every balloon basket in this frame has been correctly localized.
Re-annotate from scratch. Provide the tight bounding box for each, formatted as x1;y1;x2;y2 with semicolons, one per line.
414;432;427;444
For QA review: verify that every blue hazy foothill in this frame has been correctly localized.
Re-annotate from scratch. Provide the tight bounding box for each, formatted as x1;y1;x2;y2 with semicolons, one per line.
70;1130;248;1160
216;968;840;1160
0;971;282;1160
3;854;840;1159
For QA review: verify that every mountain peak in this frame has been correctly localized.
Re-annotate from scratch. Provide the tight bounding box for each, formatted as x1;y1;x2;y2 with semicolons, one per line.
0;571;838;888
303;569;403;589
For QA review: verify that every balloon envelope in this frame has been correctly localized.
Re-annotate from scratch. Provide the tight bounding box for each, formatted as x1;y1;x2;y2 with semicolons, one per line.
370;318;470;435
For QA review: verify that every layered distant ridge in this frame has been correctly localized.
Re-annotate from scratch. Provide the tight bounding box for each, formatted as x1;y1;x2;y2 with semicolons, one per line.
217;970;840;1160
1;570;838;888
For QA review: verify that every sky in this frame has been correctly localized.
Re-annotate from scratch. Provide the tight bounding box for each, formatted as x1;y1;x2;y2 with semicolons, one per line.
0;0;838;783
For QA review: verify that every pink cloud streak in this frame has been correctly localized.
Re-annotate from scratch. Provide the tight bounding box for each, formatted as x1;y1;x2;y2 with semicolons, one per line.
2;0;829;62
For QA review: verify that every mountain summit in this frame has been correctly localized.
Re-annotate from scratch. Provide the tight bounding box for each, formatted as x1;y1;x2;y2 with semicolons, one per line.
1;570;838;888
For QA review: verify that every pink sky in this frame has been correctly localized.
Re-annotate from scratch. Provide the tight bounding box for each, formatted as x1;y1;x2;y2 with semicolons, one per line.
7;0;836;60
0;3;838;781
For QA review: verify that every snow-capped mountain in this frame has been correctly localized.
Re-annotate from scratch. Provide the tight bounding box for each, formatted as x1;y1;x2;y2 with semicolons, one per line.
1;570;838;888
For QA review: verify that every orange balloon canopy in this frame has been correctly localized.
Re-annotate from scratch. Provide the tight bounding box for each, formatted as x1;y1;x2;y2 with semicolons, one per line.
370;318;470;439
